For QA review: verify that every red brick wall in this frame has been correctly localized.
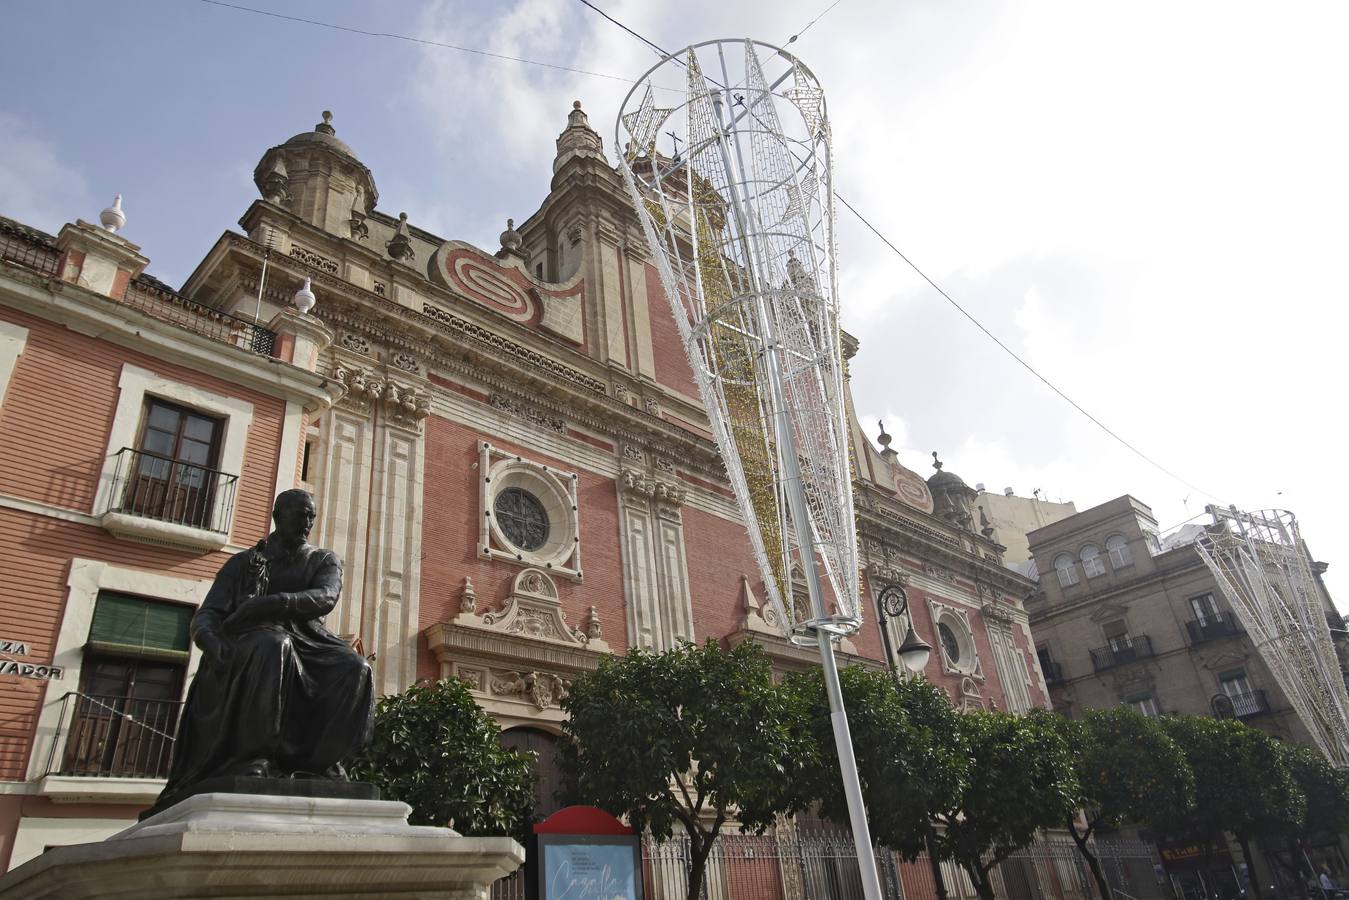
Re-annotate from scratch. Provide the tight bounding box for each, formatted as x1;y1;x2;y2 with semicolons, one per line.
418;416;627;680
0;309;284;545
0;509;243;780
644;263;699;399
0;309;288;781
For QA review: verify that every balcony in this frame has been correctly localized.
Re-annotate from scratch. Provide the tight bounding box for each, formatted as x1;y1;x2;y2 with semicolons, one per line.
1042;660;1066;684
1186;614;1243;644
1090;635;1154;672
1213;690;1271;719
100;447;238;550
1;220;274;356
46;692;181;780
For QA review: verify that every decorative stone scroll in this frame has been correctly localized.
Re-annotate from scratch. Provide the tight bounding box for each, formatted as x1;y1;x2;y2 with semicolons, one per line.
740;575;781;636
429;240;586;346
289;244;340;275
488;392;566;434
472;568;610;653
490;669;569;710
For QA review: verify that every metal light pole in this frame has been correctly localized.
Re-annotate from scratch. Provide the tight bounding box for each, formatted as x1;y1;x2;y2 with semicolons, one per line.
617;40;884;899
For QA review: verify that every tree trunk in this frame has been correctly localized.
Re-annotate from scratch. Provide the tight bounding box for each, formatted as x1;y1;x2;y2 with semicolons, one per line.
961;860;997;900
925;824;949;900
1067;817;1112;900
685;828;716;900
1236;835;1263;900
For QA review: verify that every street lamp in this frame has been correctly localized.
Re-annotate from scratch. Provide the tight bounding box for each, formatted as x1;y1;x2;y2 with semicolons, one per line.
876;583;932;675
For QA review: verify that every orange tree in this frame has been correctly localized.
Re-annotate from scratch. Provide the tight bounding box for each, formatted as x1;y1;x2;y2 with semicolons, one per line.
932;708;1080;900
348;678;536;838
1163;715;1304;900
559;639;812;900
783;666;969;900
1052;707;1194;900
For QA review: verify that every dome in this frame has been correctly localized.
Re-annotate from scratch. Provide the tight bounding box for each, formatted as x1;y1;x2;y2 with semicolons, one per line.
926;452;969;490
283;110;357;159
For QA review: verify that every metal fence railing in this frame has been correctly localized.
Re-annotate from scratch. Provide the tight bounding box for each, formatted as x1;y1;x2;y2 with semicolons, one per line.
490;832;1168;900
104;447;238;534
1090;636;1155;672
47;691;182;779
0;226;274;356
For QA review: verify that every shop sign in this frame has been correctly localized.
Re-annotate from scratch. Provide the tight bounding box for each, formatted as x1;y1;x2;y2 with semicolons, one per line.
0;637;63;681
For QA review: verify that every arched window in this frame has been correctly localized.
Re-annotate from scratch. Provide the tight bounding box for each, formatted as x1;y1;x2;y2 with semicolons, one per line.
1080;544;1105;578
1054;553;1078;587
1106;534;1133;569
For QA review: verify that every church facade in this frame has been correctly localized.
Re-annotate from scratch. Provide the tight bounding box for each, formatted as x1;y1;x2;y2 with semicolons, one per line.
0;104;1044;869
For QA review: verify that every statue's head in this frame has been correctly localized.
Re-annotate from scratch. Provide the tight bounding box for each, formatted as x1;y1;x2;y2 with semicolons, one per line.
273;489;316;548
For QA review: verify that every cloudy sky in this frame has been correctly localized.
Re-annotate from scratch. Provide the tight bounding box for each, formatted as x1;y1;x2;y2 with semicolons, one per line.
2;1;1345;598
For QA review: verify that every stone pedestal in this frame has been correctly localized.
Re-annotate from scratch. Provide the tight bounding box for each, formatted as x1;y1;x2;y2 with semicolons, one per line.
0;793;524;899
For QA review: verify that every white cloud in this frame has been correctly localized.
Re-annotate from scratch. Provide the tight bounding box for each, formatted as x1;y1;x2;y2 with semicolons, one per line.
0;113;93;235
390;0;1348;598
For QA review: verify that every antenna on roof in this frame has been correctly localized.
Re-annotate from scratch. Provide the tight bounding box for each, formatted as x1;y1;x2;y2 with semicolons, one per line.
254;224;281;325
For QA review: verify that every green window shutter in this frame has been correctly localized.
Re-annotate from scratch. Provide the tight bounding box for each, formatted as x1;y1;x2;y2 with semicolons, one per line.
87;592;193;661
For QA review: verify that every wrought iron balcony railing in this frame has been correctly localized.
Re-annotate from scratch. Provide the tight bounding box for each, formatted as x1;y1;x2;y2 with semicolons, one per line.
46;691;182;779
0;220;274;356
1090;635;1154;672
1185;614;1243;644
1230;690;1270;718
1042;660;1066;684
104;447;238;534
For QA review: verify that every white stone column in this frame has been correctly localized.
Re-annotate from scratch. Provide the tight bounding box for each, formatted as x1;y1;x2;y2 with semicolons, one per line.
361;383;427;696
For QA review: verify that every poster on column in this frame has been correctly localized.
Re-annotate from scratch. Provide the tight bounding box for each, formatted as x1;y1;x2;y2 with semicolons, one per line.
539;834;642;900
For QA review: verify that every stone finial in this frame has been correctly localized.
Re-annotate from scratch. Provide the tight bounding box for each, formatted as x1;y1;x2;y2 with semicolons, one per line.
460;577;477;614
497;218;524;259
260;157;290;205
554;99;603;173
877;421;897;461
387;212;415;262
317;110;336;135
586;605;602;641
99;195;126;233
292;277;316;314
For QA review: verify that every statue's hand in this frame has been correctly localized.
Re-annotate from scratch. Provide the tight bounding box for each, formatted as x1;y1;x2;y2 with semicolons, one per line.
224;594;288;631
199;632;232;668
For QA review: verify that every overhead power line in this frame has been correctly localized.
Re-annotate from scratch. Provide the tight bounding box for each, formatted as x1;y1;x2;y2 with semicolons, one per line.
573;0;1223;503
195;0;635;83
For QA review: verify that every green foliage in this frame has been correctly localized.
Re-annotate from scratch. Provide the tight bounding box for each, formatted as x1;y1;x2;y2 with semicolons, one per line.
783;667;968;859
347;678;536;837
1063;706;1195;837
560;639;811;840
1274;742;1349;840
934;709;1080;899
561;639;813;900
1162;715;1305;845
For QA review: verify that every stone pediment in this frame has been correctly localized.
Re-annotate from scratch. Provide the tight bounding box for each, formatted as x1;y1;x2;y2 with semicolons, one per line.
451;568;609;653
429;241;585;346
1088;602;1129;623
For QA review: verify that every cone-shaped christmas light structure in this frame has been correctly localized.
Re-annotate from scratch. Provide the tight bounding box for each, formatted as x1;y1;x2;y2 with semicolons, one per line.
618;40;880;899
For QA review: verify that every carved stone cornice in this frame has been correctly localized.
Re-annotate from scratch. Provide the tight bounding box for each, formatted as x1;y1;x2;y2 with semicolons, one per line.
332;361;431;430
620;467;687;511
214;231;728;477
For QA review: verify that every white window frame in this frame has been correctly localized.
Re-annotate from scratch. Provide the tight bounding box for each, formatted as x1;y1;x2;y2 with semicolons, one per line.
1080;544;1106;578
27;558;209;802
0;319;30;409
1106;534;1133;569
94;364;254;551
1054;553;1079;587
1127;694;1160;717
478;441;582;581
